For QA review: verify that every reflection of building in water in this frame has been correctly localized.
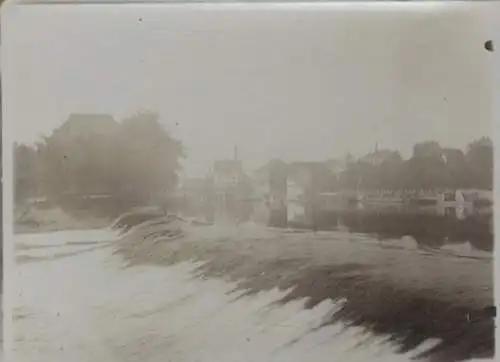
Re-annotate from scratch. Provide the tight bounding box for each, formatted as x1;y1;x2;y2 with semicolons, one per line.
289;161;335;225
251;159;290;227
286;162;313;224
250;160;288;226
251;160;340;226
287;178;305;223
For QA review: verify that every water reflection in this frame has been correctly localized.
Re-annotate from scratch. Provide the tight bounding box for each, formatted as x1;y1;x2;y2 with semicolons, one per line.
311;206;493;252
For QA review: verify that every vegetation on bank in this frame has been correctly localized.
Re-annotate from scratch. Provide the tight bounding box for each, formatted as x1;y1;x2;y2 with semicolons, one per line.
336;138;493;192
14;112;184;208
14;109;493;215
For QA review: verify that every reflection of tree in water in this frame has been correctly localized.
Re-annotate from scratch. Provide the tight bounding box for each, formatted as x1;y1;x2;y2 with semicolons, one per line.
319;209;492;252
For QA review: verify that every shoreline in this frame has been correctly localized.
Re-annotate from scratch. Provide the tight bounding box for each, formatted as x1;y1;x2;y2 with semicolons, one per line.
14;221;112;235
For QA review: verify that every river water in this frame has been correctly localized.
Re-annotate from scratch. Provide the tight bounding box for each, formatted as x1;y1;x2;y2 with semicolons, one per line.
13;217;493;362
12;226;458;362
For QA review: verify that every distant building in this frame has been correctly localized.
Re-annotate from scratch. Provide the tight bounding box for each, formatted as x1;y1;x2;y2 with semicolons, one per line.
209;148;254;221
289;161;335;224
55;113;119;138
252;159;287;197
287;176;305;223
288;162;315;189
251;159;288;226
359;149;401;166
213;159;244;189
252;160;340;226
325;158;347;175
252;163;271;196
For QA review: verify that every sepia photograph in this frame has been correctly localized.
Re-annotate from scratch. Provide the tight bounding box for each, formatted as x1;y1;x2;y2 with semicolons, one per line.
2;2;496;362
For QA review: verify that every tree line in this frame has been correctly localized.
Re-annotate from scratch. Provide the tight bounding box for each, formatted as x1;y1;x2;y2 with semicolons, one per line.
14;112;184;207
14;114;493;208
336;138;493;192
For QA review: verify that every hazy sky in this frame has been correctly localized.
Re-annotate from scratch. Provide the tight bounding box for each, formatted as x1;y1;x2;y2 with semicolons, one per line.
2;2;495;177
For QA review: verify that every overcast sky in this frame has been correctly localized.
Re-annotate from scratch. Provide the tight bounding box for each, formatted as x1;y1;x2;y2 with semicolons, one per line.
2;2;495;177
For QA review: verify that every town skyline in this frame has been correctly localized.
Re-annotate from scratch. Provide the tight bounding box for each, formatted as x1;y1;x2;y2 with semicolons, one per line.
13;111;492;179
4;3;493;177
15;111;493;197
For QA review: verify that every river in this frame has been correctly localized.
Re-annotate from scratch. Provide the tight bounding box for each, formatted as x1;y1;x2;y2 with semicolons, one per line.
13;217;493;362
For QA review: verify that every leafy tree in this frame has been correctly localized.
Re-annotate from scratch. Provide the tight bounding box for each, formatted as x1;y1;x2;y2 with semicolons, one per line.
32;112;184;207
337;138;492;192
14;143;40;203
412;141;443;159
340;150;404;191
378;156;404;190
465;137;493;190
35;115;120;199
115;112;184;205
442;148;467;189
406;141;447;189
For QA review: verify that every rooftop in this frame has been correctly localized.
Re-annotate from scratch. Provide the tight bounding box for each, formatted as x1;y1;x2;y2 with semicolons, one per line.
360;149;401;165
55;113;119;137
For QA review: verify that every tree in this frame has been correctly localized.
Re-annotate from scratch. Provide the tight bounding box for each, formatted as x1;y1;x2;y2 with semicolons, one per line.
339;160;361;190
36;114;120;199
412;141;443;159
465;137;493;190
34;112;185;208
14;143;40;203
336;139;492;192
378;157;404;190
406;141;447;190
115;112;184;205
442;148;467;189
340;150;404;191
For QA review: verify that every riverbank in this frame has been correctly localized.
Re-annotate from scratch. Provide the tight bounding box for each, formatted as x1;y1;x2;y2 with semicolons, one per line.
14;204;112;234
